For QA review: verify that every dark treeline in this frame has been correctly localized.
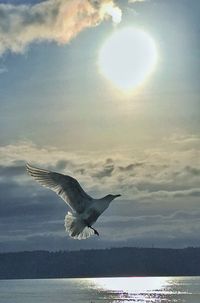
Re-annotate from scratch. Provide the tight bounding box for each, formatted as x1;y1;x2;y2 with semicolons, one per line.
0;247;200;279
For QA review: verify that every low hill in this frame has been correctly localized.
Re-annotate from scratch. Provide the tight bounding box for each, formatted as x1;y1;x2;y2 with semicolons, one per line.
0;247;200;279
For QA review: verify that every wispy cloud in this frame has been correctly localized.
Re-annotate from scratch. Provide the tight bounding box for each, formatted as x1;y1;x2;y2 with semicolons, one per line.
0;0;122;56
128;0;148;3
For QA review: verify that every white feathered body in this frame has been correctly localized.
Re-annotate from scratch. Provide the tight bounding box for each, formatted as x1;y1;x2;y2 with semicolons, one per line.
65;198;111;240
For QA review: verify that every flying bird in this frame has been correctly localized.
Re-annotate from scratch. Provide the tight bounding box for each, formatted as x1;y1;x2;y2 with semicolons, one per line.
26;164;121;240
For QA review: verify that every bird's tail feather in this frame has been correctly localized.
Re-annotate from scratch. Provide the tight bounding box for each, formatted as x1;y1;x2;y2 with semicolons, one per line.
64;212;94;240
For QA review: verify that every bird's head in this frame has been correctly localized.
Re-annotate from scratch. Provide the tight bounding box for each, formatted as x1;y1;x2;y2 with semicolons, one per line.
104;194;121;202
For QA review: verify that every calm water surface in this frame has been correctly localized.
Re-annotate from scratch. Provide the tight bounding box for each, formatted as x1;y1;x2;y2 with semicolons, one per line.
0;276;200;303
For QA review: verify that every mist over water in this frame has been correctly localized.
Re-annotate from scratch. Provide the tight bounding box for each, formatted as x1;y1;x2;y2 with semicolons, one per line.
1;277;200;303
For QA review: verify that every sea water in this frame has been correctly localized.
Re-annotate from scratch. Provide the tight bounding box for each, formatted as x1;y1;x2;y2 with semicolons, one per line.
0;276;200;303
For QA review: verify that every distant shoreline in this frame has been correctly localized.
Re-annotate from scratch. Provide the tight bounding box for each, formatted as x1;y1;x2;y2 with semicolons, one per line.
1;247;200;279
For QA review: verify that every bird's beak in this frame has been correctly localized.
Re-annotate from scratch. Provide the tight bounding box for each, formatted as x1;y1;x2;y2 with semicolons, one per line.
115;194;121;198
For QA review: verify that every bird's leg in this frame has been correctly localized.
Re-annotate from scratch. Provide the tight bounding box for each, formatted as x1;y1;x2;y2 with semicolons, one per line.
88;226;99;236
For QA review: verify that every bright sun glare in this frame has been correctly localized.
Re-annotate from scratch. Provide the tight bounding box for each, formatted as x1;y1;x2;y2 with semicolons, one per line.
99;27;158;92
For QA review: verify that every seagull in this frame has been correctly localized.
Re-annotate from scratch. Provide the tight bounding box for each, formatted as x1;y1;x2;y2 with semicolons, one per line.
26;164;121;240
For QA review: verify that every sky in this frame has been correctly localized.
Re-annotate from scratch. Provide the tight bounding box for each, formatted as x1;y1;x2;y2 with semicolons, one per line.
0;0;199;252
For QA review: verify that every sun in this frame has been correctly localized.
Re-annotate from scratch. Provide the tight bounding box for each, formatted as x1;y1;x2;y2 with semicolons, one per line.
98;27;158;92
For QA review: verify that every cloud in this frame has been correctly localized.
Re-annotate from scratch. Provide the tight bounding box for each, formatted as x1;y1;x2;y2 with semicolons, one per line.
164;134;200;151
185;166;200;177
92;162;115;179
0;66;8;74
0;0;122;56
0;140;199;198
118;162;144;172
128;0;147;2
142;188;200;199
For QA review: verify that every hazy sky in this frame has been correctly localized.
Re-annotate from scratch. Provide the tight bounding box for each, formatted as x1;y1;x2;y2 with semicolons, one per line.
0;0;199;251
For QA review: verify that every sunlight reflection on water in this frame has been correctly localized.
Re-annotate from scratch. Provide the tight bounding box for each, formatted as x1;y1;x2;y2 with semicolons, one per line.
92;276;169;292
81;276;200;302
84;277;170;302
1;276;200;303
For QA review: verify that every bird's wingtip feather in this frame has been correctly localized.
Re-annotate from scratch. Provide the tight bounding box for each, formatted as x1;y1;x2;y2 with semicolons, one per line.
26;163;33;171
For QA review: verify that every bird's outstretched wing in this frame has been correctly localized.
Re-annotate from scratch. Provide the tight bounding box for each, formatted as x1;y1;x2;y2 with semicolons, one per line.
26;164;92;213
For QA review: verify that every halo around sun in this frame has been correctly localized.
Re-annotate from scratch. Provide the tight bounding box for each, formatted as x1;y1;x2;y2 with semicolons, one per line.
98;27;158;92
